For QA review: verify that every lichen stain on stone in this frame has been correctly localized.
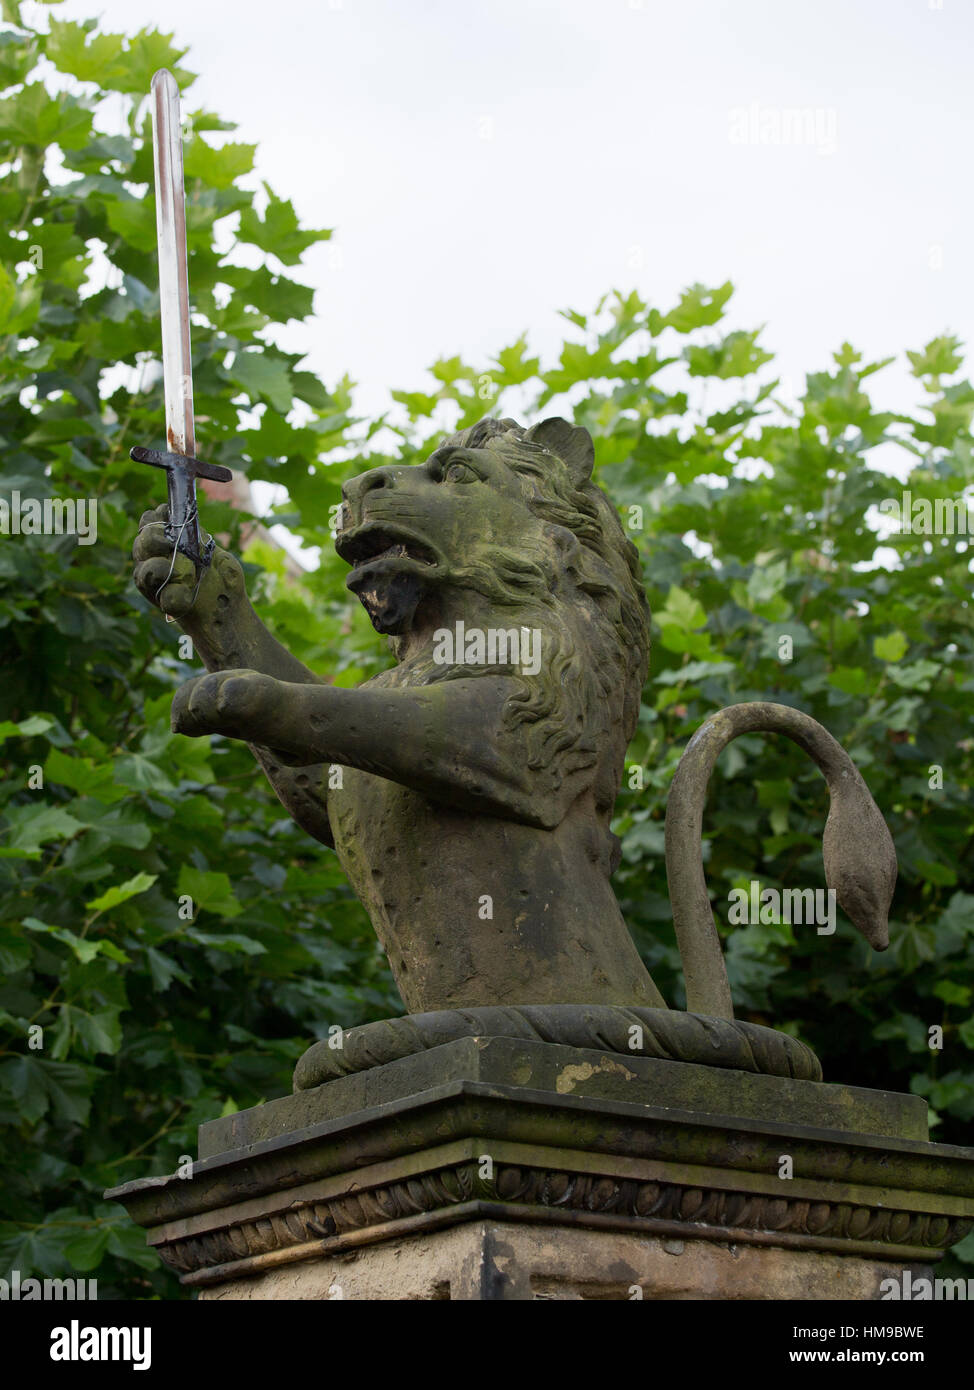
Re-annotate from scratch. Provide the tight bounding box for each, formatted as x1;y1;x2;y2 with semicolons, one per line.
555;1056;637;1094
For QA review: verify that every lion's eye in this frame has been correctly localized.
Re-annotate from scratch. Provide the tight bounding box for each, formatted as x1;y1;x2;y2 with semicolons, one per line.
445;462;476;483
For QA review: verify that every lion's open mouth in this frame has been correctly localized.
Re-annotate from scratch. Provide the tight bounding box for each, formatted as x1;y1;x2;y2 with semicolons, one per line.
336;523;439;573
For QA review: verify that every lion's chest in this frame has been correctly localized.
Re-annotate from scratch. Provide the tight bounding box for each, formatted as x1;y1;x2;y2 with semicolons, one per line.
328;766;447;894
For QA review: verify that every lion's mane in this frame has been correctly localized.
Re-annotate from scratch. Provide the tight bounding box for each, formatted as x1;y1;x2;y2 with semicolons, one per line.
375;417;651;832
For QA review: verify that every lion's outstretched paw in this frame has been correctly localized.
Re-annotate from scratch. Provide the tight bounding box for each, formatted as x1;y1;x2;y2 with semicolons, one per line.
171;669;279;740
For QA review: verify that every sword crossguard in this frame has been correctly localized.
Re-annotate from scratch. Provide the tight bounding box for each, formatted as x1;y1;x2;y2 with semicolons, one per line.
130;445;233;484
131;445;233;571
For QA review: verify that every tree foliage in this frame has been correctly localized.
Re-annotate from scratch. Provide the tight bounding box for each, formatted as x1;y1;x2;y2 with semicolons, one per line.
0;4;972;1295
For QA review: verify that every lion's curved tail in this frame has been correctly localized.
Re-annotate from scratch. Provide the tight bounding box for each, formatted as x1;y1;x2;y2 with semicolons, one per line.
664;702;897;1019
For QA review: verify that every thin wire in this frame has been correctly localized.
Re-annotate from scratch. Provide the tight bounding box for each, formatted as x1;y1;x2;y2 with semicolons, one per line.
156;502;201;622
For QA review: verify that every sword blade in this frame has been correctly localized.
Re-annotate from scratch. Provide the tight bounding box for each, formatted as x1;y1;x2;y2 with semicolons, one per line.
150;68;195;460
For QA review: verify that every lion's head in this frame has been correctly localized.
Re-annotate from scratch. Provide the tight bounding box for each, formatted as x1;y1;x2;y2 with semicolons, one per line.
336;416;650;837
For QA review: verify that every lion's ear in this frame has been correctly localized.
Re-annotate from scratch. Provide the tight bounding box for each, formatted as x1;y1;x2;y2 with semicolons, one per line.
525;417;595;485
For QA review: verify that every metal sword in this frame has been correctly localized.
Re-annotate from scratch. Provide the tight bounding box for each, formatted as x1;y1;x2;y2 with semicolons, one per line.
131;68;230;572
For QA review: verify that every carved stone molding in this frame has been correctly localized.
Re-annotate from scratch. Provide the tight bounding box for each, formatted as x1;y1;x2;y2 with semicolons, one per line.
106;1037;974;1294
156;1157;973;1287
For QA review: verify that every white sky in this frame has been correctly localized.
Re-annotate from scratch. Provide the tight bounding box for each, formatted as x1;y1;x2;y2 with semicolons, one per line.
46;0;972;434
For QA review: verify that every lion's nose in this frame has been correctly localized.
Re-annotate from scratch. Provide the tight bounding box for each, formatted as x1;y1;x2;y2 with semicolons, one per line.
342;467;397;513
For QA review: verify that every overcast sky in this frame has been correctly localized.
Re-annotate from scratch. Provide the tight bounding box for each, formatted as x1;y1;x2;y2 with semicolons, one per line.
50;0;972;431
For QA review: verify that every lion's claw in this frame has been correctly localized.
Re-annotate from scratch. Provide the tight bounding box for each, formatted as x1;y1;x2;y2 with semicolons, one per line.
171;669;279;740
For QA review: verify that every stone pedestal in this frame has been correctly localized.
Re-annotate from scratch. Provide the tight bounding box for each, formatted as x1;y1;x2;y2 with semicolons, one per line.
107;1036;974;1300
193;1222;933;1302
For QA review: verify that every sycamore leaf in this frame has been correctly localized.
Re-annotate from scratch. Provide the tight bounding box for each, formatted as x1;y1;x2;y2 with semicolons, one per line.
0;82;93;149
0;1056;94;1126
104;196;157;253
43;748;126;803
62;1226;110;1271
873;631;909;663
108;27;195;95
228;352;293;413
177;866;242;919
4;806;83;854
237;182;331;265
45;18;125;84
183;137;255;190
85;872;157;914
650;281;733;335
70;1006;123;1057
23;917;100;964
0;715;53;743
657;585;707;632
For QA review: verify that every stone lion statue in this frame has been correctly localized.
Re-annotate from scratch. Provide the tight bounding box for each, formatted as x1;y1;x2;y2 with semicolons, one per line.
133;417;666;1013
133;415;896;1086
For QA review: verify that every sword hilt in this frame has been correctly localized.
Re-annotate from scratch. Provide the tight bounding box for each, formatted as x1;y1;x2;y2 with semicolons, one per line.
131;445;233;572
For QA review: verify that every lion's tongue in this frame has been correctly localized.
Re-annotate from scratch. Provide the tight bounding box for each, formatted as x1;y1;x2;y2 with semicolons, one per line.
346;566;426;636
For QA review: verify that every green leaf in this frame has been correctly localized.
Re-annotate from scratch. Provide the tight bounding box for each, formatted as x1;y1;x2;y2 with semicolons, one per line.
46;18;125;83
183;137;255;189
0;261;14;330
0;714;53;743
237;182;331;265
932;981;971;1007
0;82;93;149
887;659;940;692
873;631;909;663
236;266;315;321
104;196;157;253
43;748;126;802
0;926;30;973
112;752;175;793
828;666;869;696
0;1056;94;1126
104;1218;162;1271
907;335;964;381
177;866;242;919
874;1014;930;1053
657;585;707;633
228;351;293;413
62;1225;110;1271
70;1006;123;1057
493;335;540;385
686;329;773;380
146;946;192;992
915;859;957;888
85;872;157;913
652;281;733;334
23;917;101;964
0;30;37;88
4;805;83;854
108;28;195;96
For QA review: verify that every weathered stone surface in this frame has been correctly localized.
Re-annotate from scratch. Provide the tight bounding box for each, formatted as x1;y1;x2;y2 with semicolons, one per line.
665;701;897;1017
120;416;922;1302
135;417;667;1014
106;1039;974;1295
201;1037;925;1158
291;1005;823;1092
198;1220;933;1301
132;416;895;1044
